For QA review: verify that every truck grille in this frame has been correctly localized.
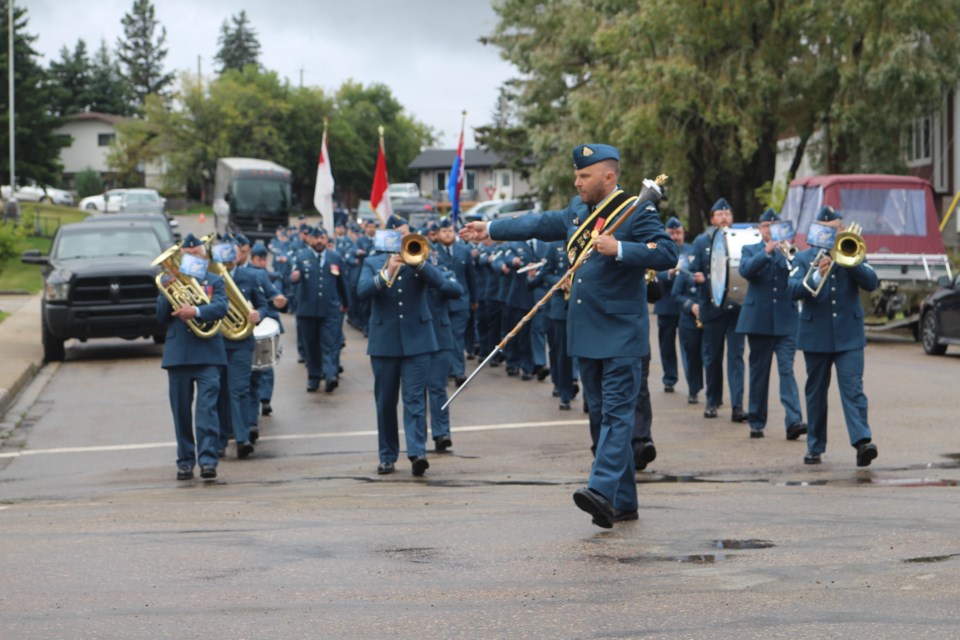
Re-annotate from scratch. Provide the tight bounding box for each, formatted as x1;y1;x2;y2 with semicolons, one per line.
72;275;157;305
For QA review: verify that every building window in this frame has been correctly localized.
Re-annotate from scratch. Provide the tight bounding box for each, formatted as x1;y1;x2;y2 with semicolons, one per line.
98;133;115;147
436;171;446;193
904;116;931;165
465;170;476;191
500;171;511;187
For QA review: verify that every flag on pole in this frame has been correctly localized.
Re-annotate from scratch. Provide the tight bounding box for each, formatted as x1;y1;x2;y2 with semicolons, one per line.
370;125;392;226
313;121;335;232
446;111;467;227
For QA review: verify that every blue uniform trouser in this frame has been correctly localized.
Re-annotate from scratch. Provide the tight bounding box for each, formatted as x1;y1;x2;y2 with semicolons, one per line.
746;333;803;432
426;349;452;440
371;353;431;463
224;344;253;445
478;300;501;357
465;308;479;357
530;310;547;368
632;355;653;446
657;314;682;387
803;349;872;455
168;365;221;470
300;315;341;383
702;310;744;408
580;356;642;513
547;319;574;403
448;308;470;377
679;326;704;396
503;305;533;373
257;367;274;402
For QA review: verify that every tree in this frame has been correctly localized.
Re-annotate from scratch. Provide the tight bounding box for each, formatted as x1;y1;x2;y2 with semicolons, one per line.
47;39;91;117
0;1;65;186
87;39;132;115
115;0;174;109
74;167;103;197
474;82;533;181
214;10;261;74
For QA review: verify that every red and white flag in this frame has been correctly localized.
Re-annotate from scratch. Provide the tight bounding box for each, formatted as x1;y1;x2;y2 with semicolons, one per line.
313;126;335;232
370;127;392;226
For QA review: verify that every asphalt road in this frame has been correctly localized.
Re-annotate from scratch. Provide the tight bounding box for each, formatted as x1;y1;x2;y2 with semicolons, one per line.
1;215;958;639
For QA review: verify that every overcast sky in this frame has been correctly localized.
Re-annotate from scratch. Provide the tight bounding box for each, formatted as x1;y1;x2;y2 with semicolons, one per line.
23;0;515;148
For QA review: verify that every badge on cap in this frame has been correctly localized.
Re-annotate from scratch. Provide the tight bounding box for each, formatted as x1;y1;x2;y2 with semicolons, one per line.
582;146;593;157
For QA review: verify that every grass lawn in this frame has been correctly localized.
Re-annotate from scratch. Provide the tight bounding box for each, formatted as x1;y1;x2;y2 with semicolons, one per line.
0;203;85;294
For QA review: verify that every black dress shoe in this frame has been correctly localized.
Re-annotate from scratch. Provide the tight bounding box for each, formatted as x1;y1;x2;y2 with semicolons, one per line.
536;366;551;381
297;357;305;364
521;372;533;381
593;508;639;526
634;441;657;471
260;401;272;416
489;360;500;368
237;441;254;459
804;453;822;465
454;375;467;386
749;429;764;439
506;367;519;377
704;405;718;418
306;380;319;392
435;436;453;453
552;388;560;397
558;401;571;410
572;382;580;396
582;399;589;413
573;487;614;529
410;456;430;476
377;461;395;475
731;407;749;423
249;428;259;444
325;378;339;393
856;442;878;467
664;385;675;393
688;393;699;405
200;465;217;479
176;467;193;481
786;422;807;441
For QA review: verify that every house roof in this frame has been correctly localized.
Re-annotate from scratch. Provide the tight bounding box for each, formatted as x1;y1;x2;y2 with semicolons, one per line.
408;148;507;170
65;111;129;126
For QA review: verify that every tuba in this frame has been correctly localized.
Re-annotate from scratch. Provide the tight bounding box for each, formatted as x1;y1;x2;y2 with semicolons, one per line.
201;233;255;341
153;243;222;338
801;222;866;297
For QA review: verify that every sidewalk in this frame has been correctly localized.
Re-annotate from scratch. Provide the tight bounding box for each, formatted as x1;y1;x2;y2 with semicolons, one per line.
0;294;43;421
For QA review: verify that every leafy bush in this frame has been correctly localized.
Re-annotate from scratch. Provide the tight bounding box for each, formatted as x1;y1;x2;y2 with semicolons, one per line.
75;168;104;198
0;220;27;261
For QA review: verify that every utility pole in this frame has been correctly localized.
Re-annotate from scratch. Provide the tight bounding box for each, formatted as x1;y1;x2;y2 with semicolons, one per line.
8;0;15;193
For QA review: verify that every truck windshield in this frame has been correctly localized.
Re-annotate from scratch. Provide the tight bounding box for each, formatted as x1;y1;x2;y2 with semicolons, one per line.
231;179;290;214
839;188;926;236
56;229;162;260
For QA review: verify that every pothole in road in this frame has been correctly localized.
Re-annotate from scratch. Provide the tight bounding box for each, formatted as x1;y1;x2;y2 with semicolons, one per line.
618;553;728;565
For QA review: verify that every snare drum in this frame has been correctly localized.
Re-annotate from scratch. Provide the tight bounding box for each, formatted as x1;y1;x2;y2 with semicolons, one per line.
710;226;762;307
252;317;281;371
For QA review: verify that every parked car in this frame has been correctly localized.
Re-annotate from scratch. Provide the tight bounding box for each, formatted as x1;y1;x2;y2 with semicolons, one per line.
464;198;540;221
387;183;421;200
1;180;74;205
84;212;180;246
919;273;960;355
106;188;166;214
391;197;437;220
78;189;125;212
21;221;167;362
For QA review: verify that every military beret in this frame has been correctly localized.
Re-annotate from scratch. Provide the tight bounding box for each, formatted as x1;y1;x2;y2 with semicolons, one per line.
817;205;842;222
427;221;440;232
438;217;454;229
759;208;781;223
276;224;286;231
182;232;201;248
572;143;620;170
307;226;327;238
665;216;683;229
251;241;268;258
384;214;407;230
298;223;310;232
348;223;361;233
710;197;732;213
233;233;251;247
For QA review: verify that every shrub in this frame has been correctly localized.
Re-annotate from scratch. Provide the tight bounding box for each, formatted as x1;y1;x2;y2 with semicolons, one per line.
0;219;27;261
75;168;104;198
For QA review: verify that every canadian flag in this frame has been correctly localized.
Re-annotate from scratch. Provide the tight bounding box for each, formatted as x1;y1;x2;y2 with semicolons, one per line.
313;127;335;232
370;128;392;226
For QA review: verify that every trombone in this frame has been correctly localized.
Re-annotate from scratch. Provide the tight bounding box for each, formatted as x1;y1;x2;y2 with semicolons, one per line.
801;222;866;297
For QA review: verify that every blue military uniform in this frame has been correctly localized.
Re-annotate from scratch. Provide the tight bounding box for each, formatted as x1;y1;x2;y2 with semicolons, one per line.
788;206;879;466
158;235;229;479
475;243;503;362
487;144;677;526
435;218;477;382
425;256;465;450
735;209;805;438
530;241;575;407
653;216;694;392
691;198;746;420
496;240;536;377
356;215;453;475
672;268;704;402
248;241;285;424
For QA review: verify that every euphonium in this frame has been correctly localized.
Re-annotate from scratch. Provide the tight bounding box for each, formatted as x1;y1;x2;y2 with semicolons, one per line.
201;233;255;341
801;222;866;297
152;244;222;339
401;233;430;267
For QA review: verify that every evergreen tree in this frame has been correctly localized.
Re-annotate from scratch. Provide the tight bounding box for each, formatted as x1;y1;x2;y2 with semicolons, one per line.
47;39;92;117
0;1;65;186
214;10;261;74
115;0;174;109
87;39;131;115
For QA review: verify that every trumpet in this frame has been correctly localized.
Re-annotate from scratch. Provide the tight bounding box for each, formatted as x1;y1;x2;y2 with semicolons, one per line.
777;240;798;264
801;222;866;297
381;233;430;286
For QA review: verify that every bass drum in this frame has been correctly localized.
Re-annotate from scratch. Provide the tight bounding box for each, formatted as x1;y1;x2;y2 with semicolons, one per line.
252;317;281;371
710;226;762;308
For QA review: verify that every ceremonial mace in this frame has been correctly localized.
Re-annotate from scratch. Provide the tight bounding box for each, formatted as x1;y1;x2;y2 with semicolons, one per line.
442;175;668;410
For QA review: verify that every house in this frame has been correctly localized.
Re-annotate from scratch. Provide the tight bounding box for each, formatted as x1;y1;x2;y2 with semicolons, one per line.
54;111;168;191
407;148;535;203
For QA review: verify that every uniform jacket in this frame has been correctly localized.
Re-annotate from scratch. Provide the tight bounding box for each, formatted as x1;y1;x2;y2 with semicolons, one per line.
426;263;466;351
690;227;739;323
499;241;536;310
357;253;449;357
734;241;799;337
436;240;477;313
672;269;703;331
787;247;879;352
223;264;272;351
653;243;694;316
488;193;677;359
293;247;348;318
528;240;570;321
157;272;229;368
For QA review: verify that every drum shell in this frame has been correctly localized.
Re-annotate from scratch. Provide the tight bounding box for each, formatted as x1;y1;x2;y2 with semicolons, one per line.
709;227;762;308
252;317;281;371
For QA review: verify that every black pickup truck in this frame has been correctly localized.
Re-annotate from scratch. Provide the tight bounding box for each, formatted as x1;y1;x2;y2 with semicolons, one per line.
21;221;166;361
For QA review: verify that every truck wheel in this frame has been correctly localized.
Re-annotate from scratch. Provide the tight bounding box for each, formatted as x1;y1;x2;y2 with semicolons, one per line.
42;321;66;362
152;333;166;345
921;311;947;356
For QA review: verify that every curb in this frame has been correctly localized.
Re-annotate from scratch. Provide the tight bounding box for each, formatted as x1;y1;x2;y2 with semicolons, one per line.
0;360;40;423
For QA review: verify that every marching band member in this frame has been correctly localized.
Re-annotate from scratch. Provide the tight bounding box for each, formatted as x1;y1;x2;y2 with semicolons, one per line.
653;216;694;393
435;217;477;386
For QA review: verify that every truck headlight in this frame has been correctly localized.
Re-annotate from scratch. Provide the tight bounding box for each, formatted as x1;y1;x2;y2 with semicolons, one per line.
44;281;70;301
